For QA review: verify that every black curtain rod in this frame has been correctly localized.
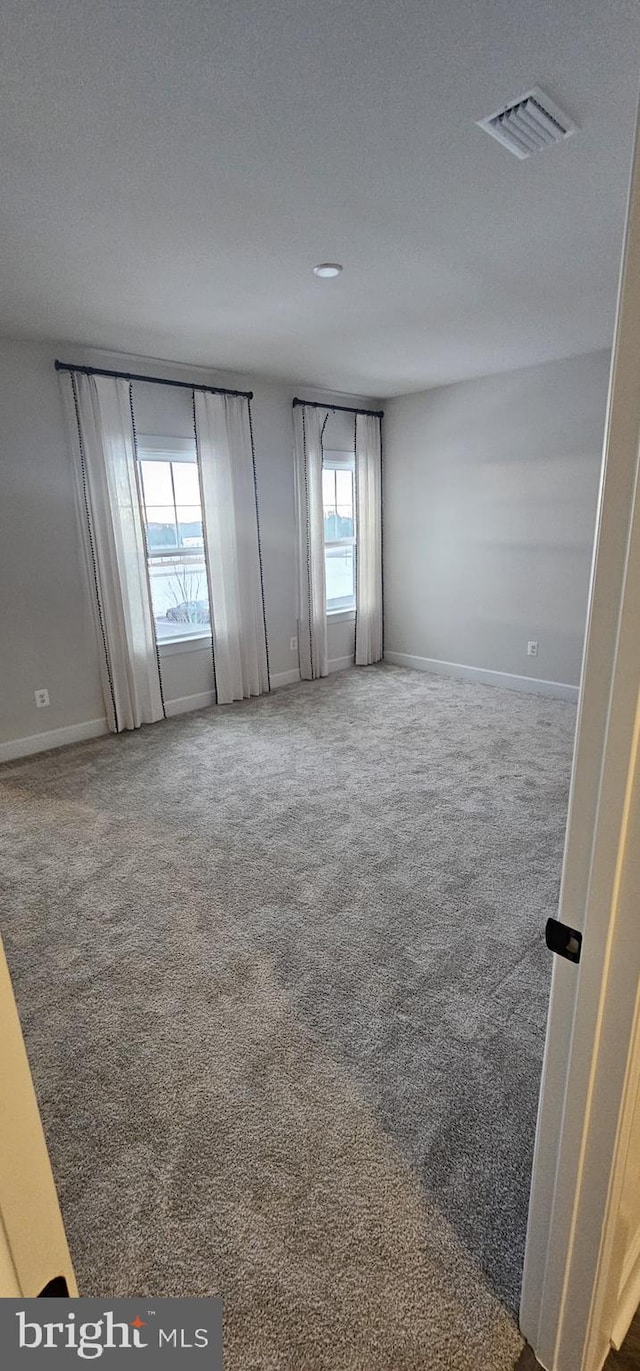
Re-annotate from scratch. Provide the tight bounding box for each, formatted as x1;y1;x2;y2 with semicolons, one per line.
55;360;253;401
293;396;383;419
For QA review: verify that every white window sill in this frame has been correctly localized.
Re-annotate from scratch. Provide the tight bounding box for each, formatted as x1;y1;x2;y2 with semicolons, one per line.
158;634;212;657
327;608;356;623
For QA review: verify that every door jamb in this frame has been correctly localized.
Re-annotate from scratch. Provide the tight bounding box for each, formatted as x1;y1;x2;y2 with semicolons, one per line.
520;108;640;1371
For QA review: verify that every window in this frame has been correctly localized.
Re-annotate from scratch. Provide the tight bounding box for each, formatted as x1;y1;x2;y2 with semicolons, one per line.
322;451;356;612
136;437;210;642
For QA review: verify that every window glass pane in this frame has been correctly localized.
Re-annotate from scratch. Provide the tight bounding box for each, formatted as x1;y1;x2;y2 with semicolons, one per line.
335;469;353;511
140;445;209;640
140;460;173;507
322;468;336;511
147;555;210;639
177;507;203;547
325;545;355;610
172;462;200;505
145;509;178;550
324;466;354;539
323;469;337;540
335;510;354;538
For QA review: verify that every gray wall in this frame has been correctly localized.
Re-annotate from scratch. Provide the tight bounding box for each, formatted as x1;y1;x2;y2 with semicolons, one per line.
383;351;611;688
0;338;373;746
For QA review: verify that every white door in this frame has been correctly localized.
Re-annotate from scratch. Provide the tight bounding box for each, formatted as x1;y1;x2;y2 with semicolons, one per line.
520;112;640;1371
0;936;77;1297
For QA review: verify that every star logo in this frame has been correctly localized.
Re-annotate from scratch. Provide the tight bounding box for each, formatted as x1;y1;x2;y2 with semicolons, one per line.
130;1316;146;1329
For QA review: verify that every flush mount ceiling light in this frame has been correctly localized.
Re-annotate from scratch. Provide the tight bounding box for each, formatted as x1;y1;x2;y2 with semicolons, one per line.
477;87;576;159
313;262;343;278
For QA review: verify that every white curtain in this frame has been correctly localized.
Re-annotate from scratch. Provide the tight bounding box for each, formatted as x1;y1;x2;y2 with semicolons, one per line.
61;372;164;732
193;391;270;705
355;412;383;666
293;405;329;680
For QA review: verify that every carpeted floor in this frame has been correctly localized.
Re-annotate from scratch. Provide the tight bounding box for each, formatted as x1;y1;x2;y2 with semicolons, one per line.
0;665;576;1370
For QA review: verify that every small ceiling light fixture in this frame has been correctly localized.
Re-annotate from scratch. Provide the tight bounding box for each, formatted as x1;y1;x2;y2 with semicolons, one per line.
313;262;343;278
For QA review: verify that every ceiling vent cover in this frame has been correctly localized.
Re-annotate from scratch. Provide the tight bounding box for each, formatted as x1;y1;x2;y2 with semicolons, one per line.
478;87;576;159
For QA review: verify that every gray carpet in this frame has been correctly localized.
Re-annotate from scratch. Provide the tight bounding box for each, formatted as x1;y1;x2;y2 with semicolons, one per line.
0;664;575;1369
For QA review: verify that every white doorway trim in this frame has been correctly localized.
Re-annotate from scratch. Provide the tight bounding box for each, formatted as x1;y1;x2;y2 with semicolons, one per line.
520;108;640;1371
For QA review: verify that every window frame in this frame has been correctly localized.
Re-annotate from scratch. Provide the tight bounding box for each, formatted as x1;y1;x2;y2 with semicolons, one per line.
136;435;211;646
322;449;357;615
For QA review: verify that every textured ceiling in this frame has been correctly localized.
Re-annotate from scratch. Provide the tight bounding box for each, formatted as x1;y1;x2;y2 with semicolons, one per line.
0;0;638;396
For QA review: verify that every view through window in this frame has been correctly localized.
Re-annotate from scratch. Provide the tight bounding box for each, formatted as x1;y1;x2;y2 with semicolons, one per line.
136;437;210;641
322;452;356;611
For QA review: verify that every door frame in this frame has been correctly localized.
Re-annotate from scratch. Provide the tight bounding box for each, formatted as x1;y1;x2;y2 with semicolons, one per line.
0;936;77;1297
520;109;640;1371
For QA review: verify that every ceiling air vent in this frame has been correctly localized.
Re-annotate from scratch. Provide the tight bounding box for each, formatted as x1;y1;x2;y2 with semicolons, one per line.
478;87;576;159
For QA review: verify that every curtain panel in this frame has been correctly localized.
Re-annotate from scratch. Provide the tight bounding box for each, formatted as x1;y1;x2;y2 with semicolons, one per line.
355;413;383;666
193;391;270;704
60;371;164;732
293;405;329;680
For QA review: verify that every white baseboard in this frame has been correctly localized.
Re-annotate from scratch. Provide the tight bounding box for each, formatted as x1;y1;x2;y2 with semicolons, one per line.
165;672;303;713
270;669;301;688
0;717;109;764
164;690;216;717
270;662;354;685
384;651;579;702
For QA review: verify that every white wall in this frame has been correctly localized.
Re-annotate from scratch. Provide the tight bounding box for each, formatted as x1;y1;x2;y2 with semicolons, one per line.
0;338;375;750
383;350;610;691
0;342;105;743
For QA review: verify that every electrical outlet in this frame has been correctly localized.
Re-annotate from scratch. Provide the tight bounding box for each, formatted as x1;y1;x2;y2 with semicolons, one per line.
34;688;50;708
290;636;298;652
527;641;539;657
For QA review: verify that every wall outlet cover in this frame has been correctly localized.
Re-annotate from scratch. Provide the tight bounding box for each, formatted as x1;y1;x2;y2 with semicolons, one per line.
34;688;50;707
290;636;298;652
527;641;539;657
